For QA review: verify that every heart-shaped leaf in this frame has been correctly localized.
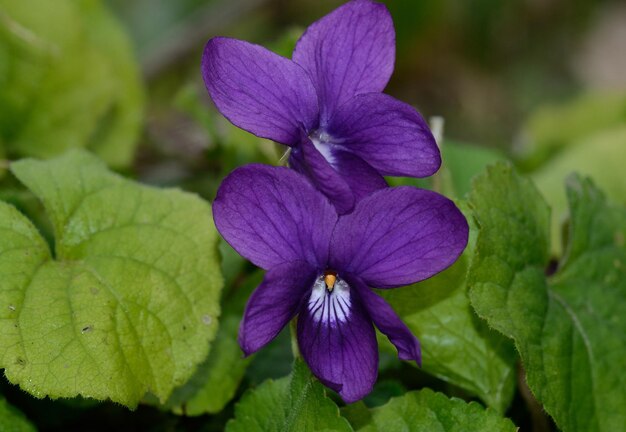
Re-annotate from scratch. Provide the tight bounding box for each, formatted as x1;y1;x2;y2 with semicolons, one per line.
357;388;516;432
468;163;626;431
0;150;222;407
226;359;353;432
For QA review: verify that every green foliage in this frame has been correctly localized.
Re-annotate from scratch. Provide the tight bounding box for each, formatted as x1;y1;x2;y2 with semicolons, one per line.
160;271;262;416
441;141;504;198
516;92;626;256
0;0;143;168
0;397;36;432
159;315;248;416
519;92;626;170
380;204;516;412
0;150;222;407
388;141;503;199
533;126;626;254
468;163;626;431
357;389;516;432
226;359;353;432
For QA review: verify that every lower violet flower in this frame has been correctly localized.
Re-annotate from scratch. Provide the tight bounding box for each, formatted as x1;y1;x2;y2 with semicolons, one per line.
213;164;468;402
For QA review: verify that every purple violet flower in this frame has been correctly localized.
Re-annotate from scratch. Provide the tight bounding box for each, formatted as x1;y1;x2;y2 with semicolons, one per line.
202;0;440;214
213;164;468;403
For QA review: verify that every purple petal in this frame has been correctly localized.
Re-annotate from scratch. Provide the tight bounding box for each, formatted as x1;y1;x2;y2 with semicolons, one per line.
330;187;469;288
213;164;337;270
328;93;440;177
292;0;395;124
202;37;319;145
239;261;315;356
353;279;421;365
289;137;355;214
332;150;388;200
297;278;378;403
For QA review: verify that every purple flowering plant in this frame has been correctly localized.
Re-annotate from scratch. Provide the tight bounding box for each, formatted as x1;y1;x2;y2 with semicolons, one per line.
204;0;470;403
202;0;440;214
213;164;468;402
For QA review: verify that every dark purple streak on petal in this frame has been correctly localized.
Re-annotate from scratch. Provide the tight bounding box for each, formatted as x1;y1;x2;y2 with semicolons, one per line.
239;261;316;356
213;164;336;270
202;37;319;145
328;93;440;177
292;0;395;125
330;187;469;288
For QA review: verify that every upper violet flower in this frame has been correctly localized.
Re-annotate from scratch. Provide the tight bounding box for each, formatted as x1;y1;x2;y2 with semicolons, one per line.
213;164;468;402
202;0;440;214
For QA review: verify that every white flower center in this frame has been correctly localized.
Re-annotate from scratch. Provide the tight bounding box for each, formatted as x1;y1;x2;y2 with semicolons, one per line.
308;274;351;325
310;131;337;166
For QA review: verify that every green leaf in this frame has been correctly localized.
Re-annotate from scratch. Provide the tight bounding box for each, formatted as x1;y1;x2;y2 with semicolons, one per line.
219;239;247;289
226;359;353;432
387;141;503;199
357;389;516;432
519;92;626;170
244;327;293;387
468;163;626;431
0;149;222;407
341;401;373;431
468;163;551;340
380;204;516;412
0;0;143;168
441;141;505;198
0;397;36;432
156;315;248;416
161;271;262;416
532;125;626;255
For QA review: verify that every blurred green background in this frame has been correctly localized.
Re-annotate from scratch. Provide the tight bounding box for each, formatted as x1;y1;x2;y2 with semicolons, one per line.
113;0;626;254
2;0;625;213
107;0;626;148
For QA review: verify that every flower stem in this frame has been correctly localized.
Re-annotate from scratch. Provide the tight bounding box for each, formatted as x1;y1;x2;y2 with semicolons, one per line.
518;362;552;431
429;116;445;194
289;318;301;358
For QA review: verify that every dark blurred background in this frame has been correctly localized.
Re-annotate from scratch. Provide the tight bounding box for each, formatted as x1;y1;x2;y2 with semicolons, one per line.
108;0;626;150
102;0;625;257
3;0;624;235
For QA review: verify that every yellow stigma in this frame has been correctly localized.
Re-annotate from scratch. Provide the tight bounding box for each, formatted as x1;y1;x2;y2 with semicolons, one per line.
324;272;337;291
